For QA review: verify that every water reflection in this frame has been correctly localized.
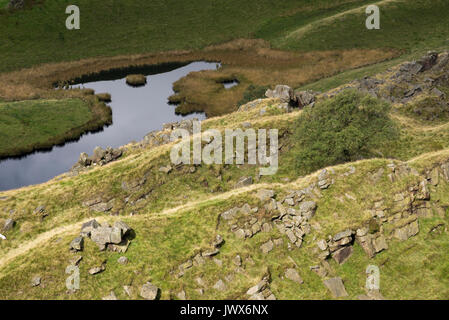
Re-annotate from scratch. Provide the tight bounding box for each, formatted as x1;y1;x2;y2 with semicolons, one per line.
0;61;218;191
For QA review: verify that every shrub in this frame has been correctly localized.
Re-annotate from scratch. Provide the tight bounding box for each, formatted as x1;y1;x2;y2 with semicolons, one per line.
238;84;269;106
294;90;399;174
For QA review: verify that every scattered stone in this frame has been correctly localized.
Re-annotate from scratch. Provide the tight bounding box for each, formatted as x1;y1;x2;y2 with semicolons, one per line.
176;290;187;300
260;240;274;254
140;282;159;300
213;235;225;248
70;237;84;252
332;246;353;265
246;280;268;296
31;276;41;287
284;268;303;284
102;291;118;300
213;279;227;291
233;255;242;267
323;277;348;298
69;256;83;266
117;256;129;265
159;165;173;174
88;265;106;275
255;189;275;202
3;218;15;232
123;286;133;297
234;176;253;189
317;239;328;251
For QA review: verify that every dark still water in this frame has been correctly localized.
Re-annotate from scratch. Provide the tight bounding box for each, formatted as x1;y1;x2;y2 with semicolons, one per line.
0;61;218;191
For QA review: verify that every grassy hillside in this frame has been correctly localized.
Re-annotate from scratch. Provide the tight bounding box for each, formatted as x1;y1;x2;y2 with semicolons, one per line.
1;54;449;299
1;0;448;73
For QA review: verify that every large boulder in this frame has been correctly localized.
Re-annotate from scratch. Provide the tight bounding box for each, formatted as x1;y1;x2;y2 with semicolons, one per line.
265;85;294;103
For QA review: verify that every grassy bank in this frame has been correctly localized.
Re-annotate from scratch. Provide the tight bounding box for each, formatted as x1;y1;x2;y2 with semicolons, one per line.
0;97;111;158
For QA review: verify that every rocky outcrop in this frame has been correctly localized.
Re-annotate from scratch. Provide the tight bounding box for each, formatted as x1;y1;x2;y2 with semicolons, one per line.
73;146;122;171
74;219;133;252
265;85;294;103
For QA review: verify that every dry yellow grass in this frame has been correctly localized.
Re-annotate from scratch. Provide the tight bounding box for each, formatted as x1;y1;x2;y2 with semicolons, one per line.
0;39;400;116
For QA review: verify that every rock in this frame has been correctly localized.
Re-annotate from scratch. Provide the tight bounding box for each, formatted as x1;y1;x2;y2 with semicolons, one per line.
399;61;423;75
260;240;274;254
96;93;111;102
299;201;317;220
213;279;227;291
159;165;173;174
284;268;303;284
102;291;118;300
323;277;348;298
33;205;46;215
247;280;267;295
69;256;83;266
140;282;159;300
80;219;100;237
70;237;84;252
3;218;15;232
88;265;105;275
123;286;133;297
114;221;131;236
317;239;328;251
176;290;186;300
333;229;353;242
255;189;275;202
90;223;127;251
265;85;294;103
31;276;41;287
431;87;445;99
234;176;253;189
90;201;113;213
92;146;106;163
117;256;129;265
202;249;220;257
221;208;238;220
293;90;317;108
233;255;242;267
213;234;225;248
332;246;353;264
126;74;147;87
393;220;419;240
234;229;246;239
78;152;91;166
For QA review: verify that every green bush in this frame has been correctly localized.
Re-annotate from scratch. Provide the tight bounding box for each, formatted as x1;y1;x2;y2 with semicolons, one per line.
238;84;269;106
294;90;399;174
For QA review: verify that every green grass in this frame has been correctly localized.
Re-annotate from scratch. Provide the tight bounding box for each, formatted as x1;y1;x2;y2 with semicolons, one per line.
0;98;93;158
278;0;449;53
1;0;448;73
